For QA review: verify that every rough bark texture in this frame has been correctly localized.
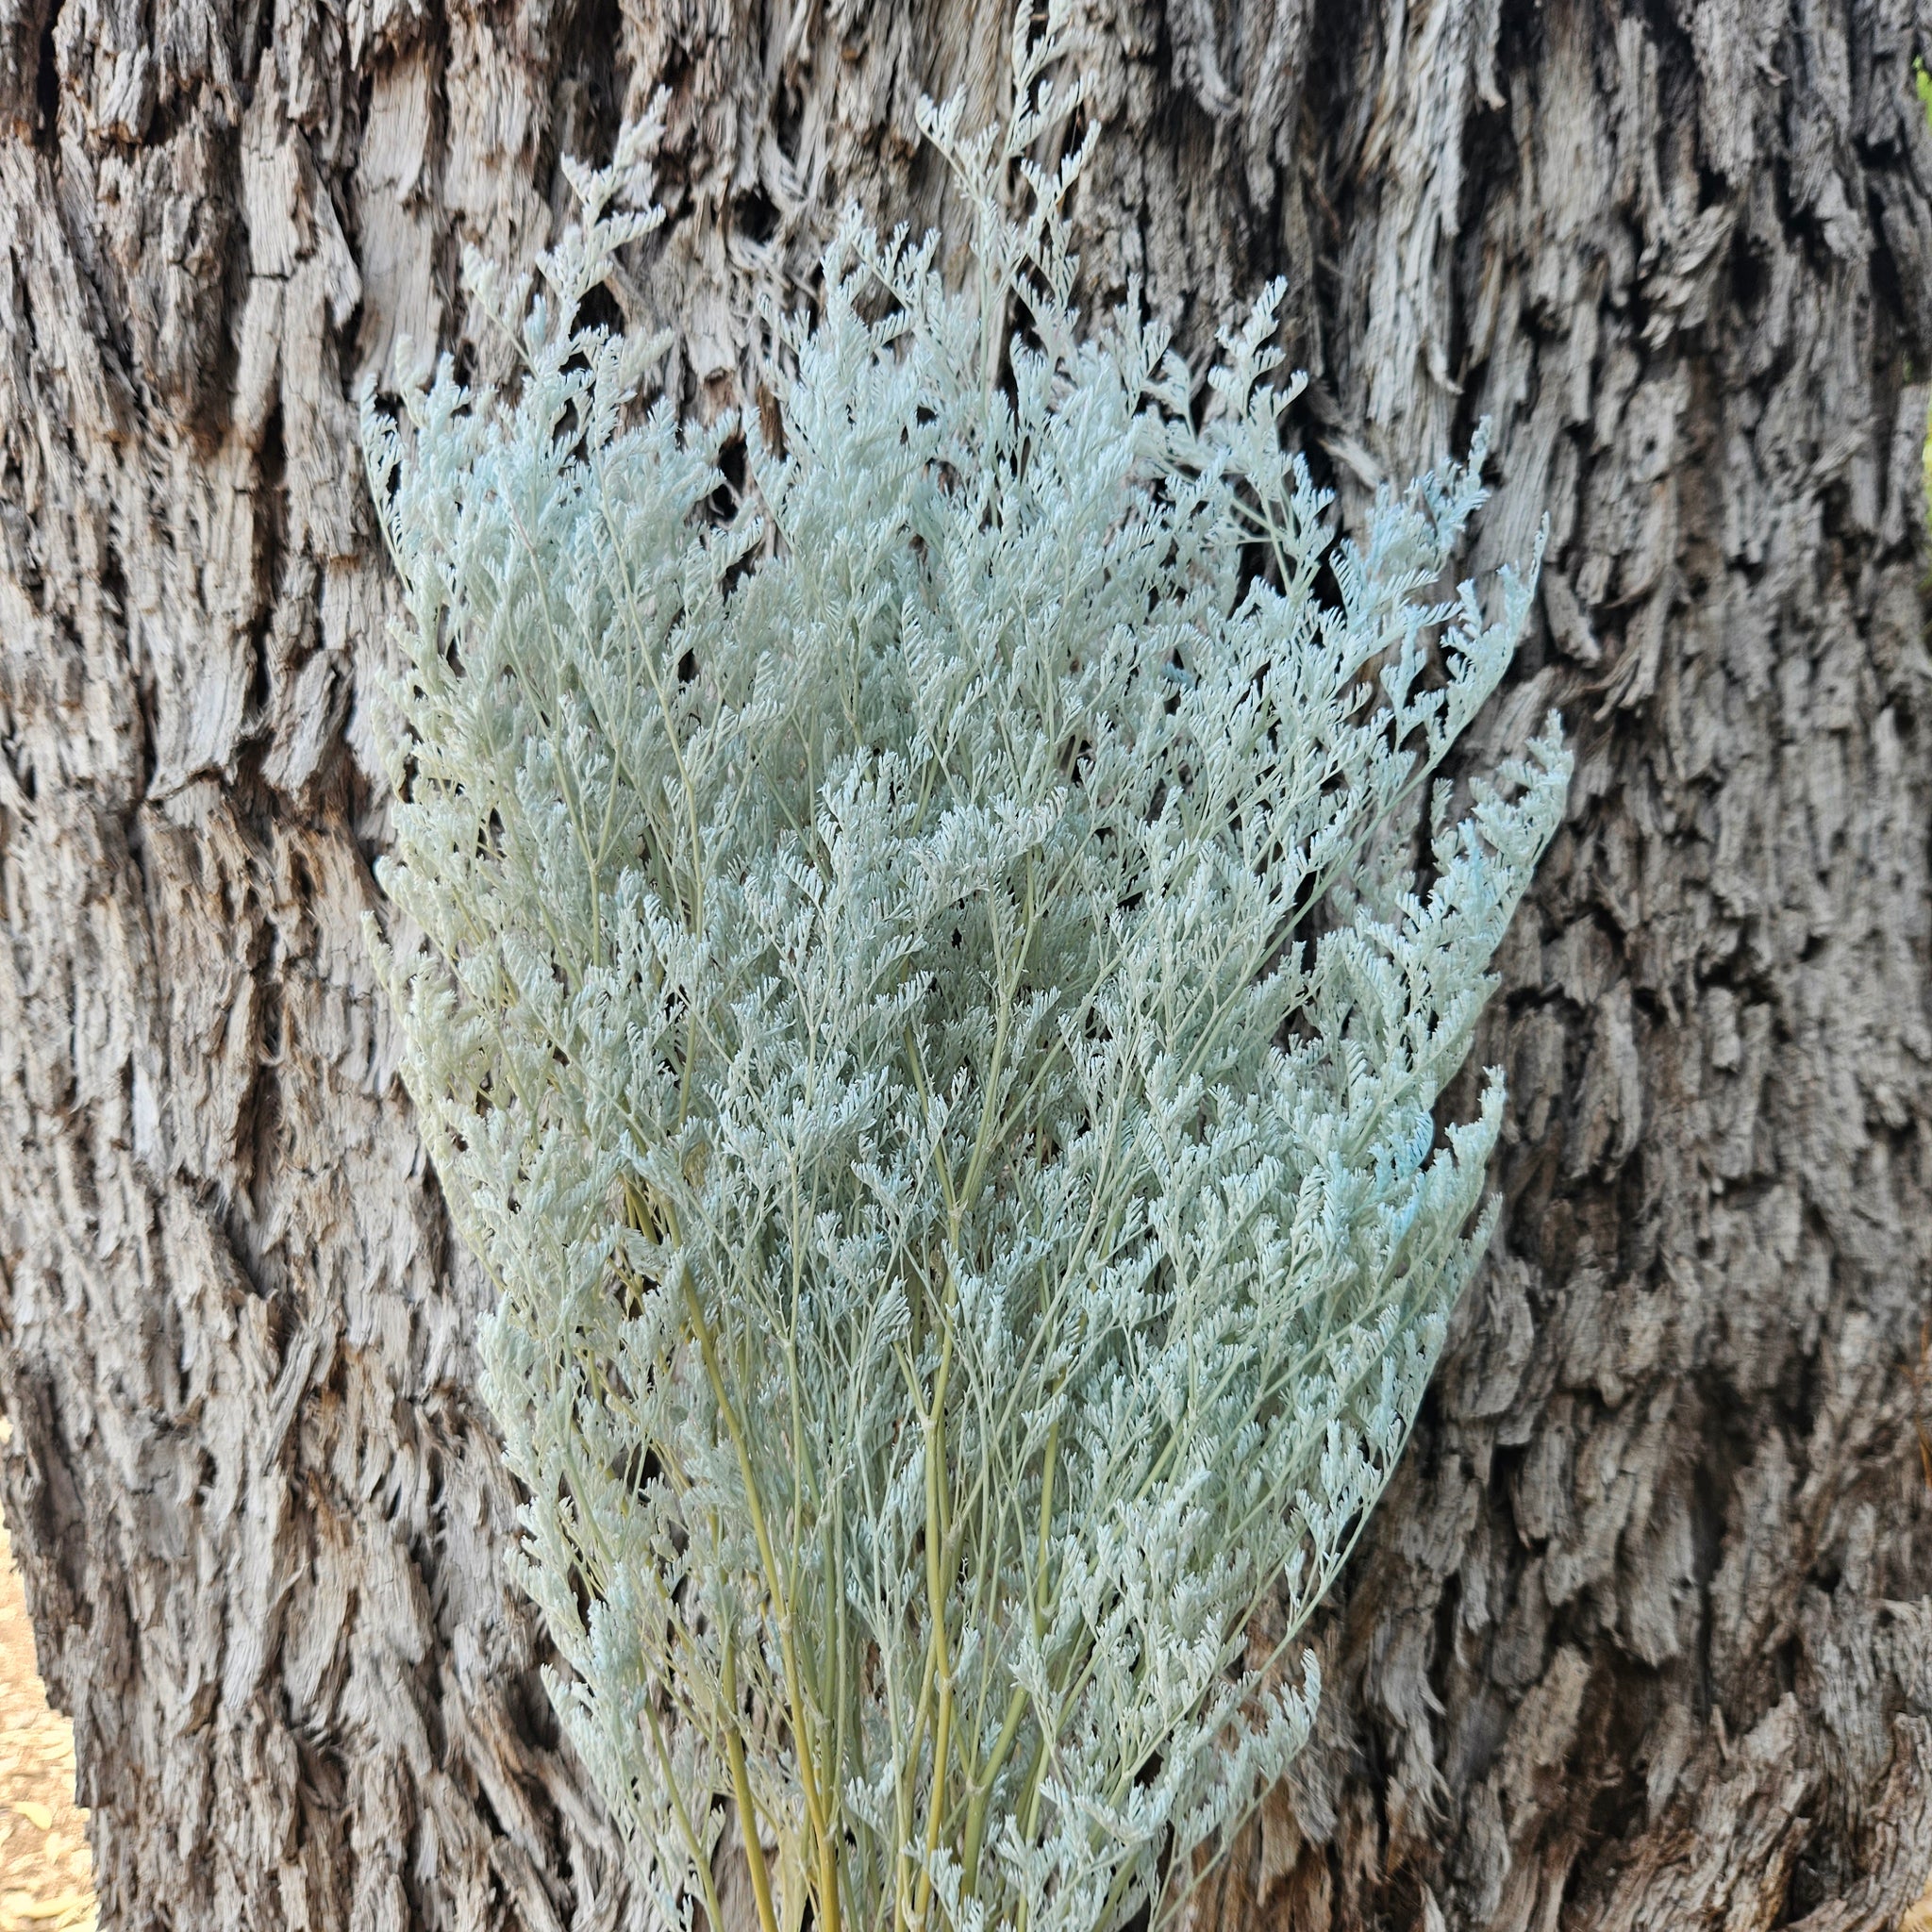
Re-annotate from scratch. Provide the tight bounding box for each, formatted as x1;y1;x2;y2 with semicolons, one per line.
2;2;1930;1928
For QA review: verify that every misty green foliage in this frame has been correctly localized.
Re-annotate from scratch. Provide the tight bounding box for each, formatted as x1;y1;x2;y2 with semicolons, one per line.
362;14;1569;1932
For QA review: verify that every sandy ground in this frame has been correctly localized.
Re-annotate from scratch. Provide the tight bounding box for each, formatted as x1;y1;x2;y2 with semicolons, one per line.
0;1522;93;1931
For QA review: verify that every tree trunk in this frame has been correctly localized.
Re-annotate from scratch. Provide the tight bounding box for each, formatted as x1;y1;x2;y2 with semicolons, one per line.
2;2;1930;1928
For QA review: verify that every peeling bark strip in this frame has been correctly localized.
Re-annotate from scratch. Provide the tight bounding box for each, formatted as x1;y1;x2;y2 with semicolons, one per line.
0;2;1928;1928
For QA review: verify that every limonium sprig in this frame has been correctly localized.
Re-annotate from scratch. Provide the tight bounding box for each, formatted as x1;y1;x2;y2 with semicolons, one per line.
363;11;1568;1932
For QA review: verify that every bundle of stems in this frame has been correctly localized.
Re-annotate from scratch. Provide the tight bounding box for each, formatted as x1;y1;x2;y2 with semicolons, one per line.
364;12;1568;1932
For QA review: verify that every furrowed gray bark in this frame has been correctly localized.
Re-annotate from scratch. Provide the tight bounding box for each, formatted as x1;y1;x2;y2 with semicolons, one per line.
0;3;1929;1929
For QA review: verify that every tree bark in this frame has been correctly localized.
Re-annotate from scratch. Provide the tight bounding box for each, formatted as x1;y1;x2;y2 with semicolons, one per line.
2;2;1930;1928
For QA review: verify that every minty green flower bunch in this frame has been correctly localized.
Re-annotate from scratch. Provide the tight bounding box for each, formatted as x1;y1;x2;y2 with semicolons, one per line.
362;13;1568;1932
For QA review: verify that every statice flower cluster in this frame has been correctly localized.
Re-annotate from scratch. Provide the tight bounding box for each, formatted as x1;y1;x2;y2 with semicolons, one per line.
363;15;1567;1932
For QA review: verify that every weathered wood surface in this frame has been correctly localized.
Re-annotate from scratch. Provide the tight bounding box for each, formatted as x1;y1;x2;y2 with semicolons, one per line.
1;3;1930;1928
